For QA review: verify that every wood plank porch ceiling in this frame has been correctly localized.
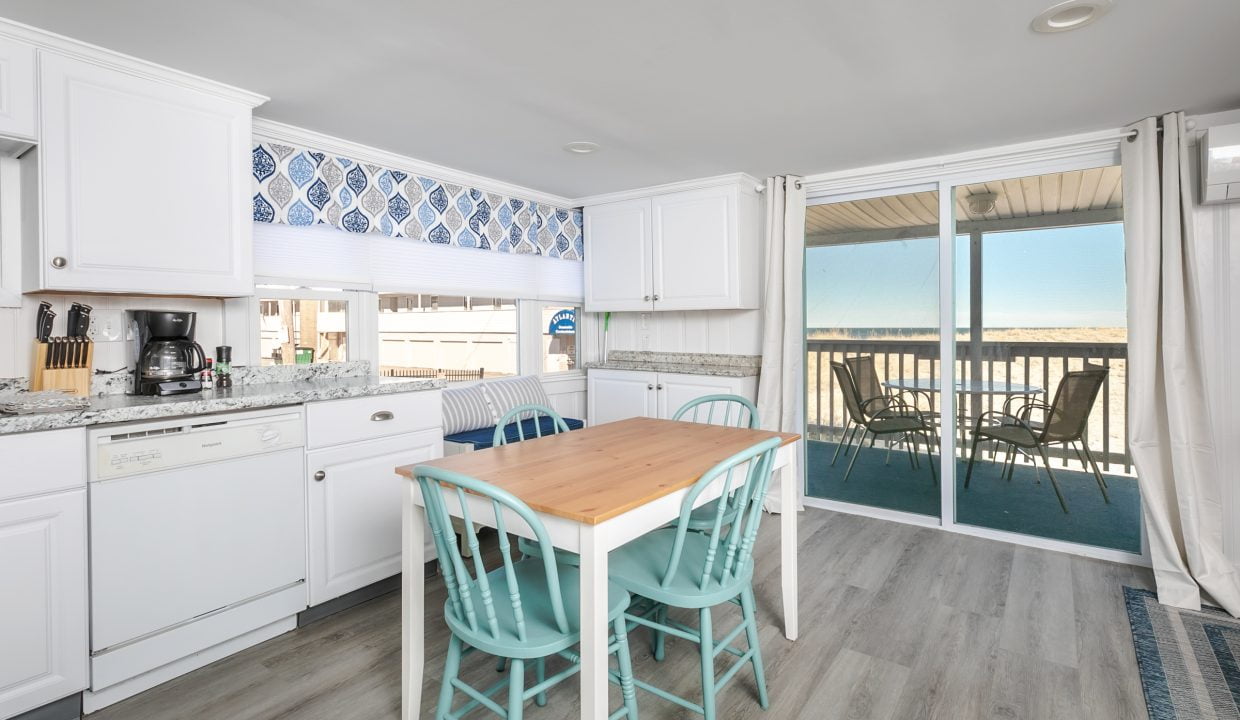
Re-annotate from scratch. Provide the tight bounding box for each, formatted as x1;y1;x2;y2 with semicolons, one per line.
805;166;1124;244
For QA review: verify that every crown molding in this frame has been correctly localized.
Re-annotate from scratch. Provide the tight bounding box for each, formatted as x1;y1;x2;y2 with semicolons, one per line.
252;117;577;209
571;172;764;206
0;16;268;107
801;128;1125;198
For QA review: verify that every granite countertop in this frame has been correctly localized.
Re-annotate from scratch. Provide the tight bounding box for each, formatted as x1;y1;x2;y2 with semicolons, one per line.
0;373;444;435
586;350;762;378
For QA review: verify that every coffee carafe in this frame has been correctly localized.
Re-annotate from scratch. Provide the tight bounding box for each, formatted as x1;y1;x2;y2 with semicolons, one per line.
128;310;207;395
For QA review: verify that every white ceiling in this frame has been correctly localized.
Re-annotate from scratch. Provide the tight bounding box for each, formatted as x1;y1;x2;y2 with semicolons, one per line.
1;1;1237;198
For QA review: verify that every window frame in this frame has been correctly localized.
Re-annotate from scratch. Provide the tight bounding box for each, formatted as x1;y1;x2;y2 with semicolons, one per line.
248;285;364;367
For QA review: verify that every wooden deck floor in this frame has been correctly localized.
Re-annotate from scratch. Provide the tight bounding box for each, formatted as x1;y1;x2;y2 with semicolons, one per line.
87;509;1153;720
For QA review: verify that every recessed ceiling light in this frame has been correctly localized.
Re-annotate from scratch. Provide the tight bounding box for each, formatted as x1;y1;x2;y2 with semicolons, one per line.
563;141;601;154
1030;0;1113;33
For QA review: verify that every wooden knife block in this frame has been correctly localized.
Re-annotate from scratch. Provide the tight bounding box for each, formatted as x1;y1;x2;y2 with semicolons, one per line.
30;341;94;396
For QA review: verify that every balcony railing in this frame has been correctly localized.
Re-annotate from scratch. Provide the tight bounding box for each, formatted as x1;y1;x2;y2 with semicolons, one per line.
806;339;1130;473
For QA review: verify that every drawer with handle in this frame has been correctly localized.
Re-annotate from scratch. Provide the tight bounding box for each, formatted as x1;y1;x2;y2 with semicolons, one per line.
305;390;442;449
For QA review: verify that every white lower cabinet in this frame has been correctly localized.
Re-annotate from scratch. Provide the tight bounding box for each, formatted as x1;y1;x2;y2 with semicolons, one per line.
587;369;658;426
0;489;88;720
587;368;757;425
306;428;442;605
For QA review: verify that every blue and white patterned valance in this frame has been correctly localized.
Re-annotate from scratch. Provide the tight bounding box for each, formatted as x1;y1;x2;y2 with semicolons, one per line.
252;142;583;261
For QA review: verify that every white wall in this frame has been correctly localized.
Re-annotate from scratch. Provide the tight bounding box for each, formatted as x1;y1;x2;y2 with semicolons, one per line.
1191;110;1240;571
0;293;224;379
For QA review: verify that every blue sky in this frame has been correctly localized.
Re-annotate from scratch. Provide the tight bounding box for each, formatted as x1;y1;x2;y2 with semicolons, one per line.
805;223;1127;329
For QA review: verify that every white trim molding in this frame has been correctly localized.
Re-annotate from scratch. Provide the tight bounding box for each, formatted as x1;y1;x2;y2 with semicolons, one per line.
801;128;1125;198
0;16;267;107
571;172;763;207
252;117;575;210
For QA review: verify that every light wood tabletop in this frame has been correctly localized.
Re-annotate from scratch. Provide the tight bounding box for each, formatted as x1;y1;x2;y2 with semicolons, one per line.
396;417;799;525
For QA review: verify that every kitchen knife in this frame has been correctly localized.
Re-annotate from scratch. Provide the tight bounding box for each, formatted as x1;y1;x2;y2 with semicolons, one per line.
35;301;51;341
74;304;92;339
66;304;80;339
40;310;56;345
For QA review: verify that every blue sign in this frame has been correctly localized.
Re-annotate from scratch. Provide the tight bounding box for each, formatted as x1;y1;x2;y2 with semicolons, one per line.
548;309;576;335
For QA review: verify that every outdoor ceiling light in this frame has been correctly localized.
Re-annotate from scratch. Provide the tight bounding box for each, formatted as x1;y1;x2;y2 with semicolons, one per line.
563;141;601;154
1031;0;1114;33
966;192;999;216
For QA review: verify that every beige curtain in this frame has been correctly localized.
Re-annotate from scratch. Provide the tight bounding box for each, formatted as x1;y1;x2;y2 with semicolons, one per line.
757;176;806;512
1123;112;1240;616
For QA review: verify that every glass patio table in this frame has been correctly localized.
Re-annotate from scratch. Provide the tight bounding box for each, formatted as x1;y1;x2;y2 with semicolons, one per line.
884;378;1044;448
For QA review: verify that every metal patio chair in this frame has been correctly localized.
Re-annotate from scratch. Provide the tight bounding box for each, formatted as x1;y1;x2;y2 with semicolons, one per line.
964;368;1109;513
830;361;937;484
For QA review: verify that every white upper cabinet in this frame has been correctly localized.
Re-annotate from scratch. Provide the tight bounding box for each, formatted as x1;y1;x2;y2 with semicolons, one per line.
0;36;36;142
583;197;653;312
583;176;761;312
28;51;259;296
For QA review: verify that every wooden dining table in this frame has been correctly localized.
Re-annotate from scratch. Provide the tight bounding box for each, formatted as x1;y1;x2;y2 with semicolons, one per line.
395;416;802;720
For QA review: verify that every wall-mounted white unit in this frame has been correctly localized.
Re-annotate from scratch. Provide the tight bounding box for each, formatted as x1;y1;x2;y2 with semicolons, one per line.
1201;123;1240;205
582;175;761;312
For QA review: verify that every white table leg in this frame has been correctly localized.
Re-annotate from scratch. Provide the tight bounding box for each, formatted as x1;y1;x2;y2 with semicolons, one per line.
780;443;800;641
579;523;609;720
401;479;426;720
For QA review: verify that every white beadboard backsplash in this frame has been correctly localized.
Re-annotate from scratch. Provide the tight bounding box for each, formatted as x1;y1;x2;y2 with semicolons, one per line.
585;309;762;360
0;294;225;379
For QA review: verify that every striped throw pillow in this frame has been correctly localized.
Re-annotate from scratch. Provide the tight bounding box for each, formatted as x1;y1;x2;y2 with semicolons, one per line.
441;384;496;435
481;376;551;421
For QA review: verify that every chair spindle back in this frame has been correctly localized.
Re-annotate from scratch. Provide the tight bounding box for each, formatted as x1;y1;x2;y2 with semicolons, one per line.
415;465;569;642
492;403;571;446
660;437;782;592
672;394;760;429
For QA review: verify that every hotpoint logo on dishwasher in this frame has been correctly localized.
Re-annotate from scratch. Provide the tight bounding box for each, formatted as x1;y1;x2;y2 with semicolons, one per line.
200;441;224;449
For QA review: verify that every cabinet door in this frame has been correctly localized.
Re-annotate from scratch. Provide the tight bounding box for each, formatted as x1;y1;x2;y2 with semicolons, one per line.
0;37;35;141
306;429;442;605
651;187;740;310
0;490;87;719
583;198;653;312
37;52;253;296
656;373;752;421
587;369;657;426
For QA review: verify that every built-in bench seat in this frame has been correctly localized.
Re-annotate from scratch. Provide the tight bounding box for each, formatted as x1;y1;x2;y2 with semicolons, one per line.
441;375;583;454
444;415;586;450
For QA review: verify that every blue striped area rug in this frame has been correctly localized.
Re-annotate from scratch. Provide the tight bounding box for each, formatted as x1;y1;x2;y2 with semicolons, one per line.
1125;586;1240;719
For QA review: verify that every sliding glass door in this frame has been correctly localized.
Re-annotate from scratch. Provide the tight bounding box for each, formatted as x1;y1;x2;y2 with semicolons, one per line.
804;188;942;518
803;164;1141;556
950;167;1140;553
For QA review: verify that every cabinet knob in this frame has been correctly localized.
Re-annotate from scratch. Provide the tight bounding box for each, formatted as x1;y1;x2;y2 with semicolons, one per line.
50;256;67;269
657;384;663;390
643;295;651;302
653;294;660;301
647;383;654;390
314;470;326;482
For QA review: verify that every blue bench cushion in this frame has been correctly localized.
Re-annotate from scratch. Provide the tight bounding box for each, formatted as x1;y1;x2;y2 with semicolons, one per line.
444;416;585;450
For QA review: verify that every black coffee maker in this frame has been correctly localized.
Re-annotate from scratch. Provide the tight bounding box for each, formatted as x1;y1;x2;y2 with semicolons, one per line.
128;310;207;396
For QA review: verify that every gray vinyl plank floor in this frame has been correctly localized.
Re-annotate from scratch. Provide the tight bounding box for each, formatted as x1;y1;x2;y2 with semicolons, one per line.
86;509;1153;720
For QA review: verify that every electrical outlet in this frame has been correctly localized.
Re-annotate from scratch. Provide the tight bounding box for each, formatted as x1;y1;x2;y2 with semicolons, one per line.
89;310;126;342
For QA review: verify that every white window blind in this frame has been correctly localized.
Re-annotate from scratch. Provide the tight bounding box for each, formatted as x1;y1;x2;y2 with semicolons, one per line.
253;223;583;301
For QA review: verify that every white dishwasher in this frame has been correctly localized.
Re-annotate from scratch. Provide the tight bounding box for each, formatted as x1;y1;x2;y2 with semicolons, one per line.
86;408;308;711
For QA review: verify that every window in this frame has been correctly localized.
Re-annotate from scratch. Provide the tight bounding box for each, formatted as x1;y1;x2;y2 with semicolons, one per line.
258;297;350;366
377;294;517;381
541;305;578;373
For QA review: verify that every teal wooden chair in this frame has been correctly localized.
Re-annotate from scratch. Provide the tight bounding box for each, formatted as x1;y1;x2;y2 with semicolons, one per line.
608;436;781;719
671;395;761;533
415;465;640;719
493;404;582;569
